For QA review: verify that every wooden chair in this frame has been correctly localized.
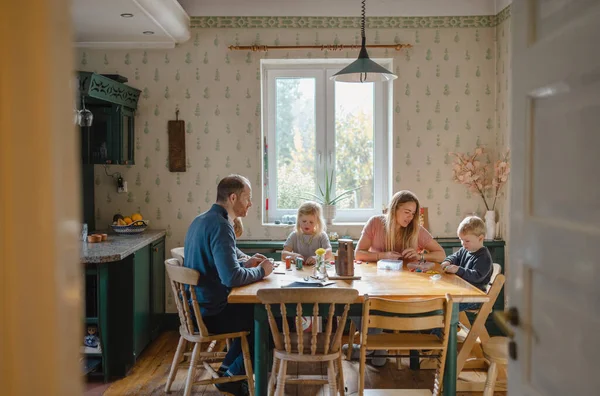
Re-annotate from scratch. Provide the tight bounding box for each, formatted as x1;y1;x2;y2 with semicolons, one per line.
257;288;358;396
358;294;454;396
456;270;506;375
482;337;508;396
164;258;254;396
170;247;185;265
458;263;503;343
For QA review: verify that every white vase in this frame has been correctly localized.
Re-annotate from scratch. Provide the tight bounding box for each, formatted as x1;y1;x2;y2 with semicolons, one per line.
323;205;336;225
485;210;496;240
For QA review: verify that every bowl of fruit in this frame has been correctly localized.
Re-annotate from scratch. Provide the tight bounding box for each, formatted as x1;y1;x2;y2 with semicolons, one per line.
111;213;149;234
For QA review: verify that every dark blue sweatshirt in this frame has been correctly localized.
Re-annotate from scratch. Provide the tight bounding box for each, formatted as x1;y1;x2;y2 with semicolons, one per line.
183;204;264;316
445;246;493;290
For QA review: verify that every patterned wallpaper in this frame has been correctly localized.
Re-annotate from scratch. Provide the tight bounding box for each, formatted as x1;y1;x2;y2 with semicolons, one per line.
77;10;511;311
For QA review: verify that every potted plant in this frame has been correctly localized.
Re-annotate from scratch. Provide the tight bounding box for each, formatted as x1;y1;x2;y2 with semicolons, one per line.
301;167;361;225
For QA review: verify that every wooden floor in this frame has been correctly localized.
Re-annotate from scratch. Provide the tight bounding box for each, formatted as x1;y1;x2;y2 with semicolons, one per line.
86;331;505;395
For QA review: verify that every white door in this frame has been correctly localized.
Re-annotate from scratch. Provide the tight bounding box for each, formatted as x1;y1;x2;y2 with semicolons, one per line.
509;0;600;395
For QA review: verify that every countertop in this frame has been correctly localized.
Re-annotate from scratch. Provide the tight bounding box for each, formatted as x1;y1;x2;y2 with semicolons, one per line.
81;230;166;264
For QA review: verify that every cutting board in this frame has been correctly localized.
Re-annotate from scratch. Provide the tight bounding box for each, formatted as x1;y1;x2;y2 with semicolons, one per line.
168;119;186;172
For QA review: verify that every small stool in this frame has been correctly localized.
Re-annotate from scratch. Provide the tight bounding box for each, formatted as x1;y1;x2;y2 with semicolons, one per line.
482;337;508;396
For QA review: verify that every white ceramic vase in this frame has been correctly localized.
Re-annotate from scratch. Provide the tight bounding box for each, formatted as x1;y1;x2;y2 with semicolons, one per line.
485;210;496;240
323;205;336;225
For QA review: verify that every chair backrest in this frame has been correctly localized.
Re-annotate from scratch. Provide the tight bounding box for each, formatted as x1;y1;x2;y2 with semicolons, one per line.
362;294;453;396
257;288;358;356
171;247;185;265
165;258;209;337
486;263;502;292
362;294;453;334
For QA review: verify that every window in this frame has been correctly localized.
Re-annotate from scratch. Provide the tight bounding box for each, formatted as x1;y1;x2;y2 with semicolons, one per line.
262;60;391;223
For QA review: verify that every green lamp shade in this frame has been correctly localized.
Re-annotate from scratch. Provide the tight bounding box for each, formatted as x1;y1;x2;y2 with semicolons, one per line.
330;56;397;83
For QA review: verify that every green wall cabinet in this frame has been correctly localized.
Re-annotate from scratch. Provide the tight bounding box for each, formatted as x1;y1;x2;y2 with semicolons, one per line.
78;71;140;165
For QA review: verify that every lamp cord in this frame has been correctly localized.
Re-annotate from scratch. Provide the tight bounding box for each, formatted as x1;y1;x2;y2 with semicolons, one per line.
361;0;366;40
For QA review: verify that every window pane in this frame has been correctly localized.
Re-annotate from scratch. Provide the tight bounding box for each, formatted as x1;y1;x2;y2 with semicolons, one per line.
334;82;374;209
275;78;316;209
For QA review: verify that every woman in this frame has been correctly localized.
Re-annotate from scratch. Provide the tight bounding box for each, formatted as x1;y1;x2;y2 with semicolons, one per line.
355;190;446;263
344;191;446;367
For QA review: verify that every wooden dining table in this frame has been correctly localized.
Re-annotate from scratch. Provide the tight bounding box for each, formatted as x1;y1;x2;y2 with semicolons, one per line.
228;262;488;395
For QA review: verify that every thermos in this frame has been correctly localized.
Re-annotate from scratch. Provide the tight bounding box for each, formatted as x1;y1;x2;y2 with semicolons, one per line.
335;238;355;276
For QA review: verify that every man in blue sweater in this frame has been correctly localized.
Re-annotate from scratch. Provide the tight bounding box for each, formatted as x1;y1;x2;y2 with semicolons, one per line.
184;174;273;395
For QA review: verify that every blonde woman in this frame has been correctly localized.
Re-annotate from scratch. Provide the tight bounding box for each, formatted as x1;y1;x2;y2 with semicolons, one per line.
355;190;445;263
346;191;445;367
281;201;332;265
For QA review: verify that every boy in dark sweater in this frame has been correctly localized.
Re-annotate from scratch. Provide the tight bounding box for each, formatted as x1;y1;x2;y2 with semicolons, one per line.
441;215;493;310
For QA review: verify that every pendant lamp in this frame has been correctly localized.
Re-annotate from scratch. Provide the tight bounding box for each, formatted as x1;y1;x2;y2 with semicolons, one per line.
330;0;398;83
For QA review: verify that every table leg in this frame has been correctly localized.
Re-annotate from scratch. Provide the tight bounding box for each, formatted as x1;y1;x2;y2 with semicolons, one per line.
254;304;269;395
443;303;459;396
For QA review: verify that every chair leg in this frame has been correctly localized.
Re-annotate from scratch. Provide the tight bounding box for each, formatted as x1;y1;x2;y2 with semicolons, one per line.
240;335;255;396
268;356;280;396
394;330;402;369
165;336;186;393
347;321;356;360
274;360;287;396
337;355;346;396
183;342;200;396
358;344;367;396
327;360;337;396
483;361;498;396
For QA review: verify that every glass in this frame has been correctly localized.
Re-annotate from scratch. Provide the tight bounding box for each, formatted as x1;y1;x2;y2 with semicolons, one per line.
81;223;88;241
275;77;317;209
334;81;375;209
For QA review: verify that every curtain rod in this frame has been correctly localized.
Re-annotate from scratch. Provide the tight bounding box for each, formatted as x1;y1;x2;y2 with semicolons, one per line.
227;44;412;52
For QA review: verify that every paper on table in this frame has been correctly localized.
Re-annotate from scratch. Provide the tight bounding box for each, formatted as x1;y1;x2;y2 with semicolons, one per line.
282;280;336;288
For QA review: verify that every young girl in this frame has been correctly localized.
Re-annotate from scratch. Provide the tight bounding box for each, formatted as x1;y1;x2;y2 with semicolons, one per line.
282;201;332;265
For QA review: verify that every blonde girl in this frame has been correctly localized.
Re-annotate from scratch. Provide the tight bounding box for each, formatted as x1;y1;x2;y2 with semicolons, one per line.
233;217;266;267
355;190;445;263
282;201;332;265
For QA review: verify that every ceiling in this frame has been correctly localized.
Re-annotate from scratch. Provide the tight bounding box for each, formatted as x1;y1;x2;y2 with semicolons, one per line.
73;0;511;49
72;0;190;49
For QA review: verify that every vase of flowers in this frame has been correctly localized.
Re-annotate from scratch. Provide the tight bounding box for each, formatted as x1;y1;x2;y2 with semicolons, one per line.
450;147;510;239
314;248;328;280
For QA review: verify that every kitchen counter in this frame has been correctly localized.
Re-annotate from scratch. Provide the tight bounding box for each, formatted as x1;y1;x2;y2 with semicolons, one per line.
81;230;166;263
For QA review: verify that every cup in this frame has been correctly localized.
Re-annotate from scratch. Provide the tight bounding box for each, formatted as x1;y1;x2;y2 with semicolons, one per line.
81;223;88;241
285;257;292;270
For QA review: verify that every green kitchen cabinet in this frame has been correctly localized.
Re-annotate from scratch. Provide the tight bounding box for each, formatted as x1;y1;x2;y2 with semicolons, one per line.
133;245;151;359
78;71;140;165
150;239;165;340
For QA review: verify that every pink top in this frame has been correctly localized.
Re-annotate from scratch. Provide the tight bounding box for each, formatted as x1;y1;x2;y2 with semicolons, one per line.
361;215;433;252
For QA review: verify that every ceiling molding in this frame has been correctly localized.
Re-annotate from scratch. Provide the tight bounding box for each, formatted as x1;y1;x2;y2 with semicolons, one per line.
73;0;190;49
134;0;190;42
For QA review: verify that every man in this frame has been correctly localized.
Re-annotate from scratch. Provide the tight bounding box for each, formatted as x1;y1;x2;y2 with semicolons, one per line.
184;174;273;395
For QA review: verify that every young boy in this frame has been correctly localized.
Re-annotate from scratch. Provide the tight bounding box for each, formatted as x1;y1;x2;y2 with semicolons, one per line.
441;216;493;310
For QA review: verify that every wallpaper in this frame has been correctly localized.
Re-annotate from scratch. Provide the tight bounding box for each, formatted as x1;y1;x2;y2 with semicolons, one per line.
77;10;511;311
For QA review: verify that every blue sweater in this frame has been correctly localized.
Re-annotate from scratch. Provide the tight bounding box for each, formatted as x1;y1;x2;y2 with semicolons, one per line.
184;204;264;316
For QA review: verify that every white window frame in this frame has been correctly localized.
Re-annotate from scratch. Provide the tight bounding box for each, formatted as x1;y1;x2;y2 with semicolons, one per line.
261;59;392;224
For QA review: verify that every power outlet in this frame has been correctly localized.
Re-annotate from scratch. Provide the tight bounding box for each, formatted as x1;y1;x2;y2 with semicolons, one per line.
117;177;127;194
